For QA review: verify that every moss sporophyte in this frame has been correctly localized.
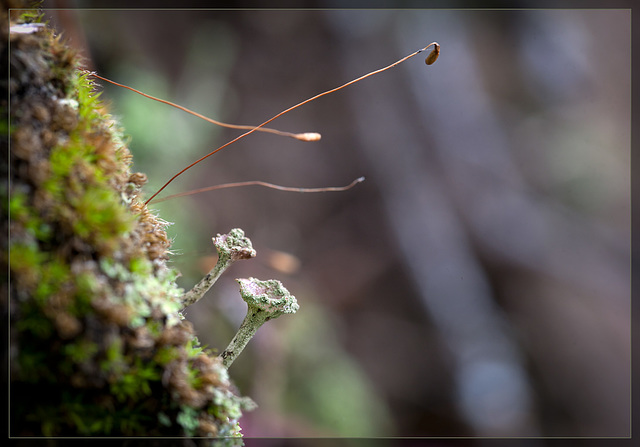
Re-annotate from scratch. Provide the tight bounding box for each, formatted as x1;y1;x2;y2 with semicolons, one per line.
86;42;440;205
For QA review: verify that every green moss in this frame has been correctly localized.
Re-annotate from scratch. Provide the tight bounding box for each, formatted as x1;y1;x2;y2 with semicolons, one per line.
10;199;51;241
100;337;125;374
17;5;45;24
9;241;46;282
47;140;77;179
33;258;70;302
74;71;106;125
146;318;164;337
8;193;51;240
71;185;133;238
75;270;99;301
111;357;161;402
63;338;99;364
129;255;151;275
154;345;180;365
42;119;135;252
186;336;206;357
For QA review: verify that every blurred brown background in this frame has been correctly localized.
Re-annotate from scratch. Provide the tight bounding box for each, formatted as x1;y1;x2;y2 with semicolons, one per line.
44;5;631;439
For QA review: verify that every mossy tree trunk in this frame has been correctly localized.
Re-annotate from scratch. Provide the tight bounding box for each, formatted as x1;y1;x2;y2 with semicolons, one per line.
5;7;253;443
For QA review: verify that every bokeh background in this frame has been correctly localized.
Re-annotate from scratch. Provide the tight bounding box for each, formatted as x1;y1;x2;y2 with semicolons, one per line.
44;5;631;439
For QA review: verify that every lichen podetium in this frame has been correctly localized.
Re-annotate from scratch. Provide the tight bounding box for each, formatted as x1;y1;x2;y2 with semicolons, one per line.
221;278;299;368
180;229;256;309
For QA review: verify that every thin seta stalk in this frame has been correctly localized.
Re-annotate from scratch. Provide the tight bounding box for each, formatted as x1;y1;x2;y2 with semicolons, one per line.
150;177;366;204
84;42;440;205
147;42;439;204
85;71;321;142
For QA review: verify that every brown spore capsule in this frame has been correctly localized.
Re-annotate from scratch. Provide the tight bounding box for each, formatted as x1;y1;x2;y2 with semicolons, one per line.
425;43;440;65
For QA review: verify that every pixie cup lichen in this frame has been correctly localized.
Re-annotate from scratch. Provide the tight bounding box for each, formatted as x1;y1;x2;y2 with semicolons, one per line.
181;228;256;309
221;278;299;368
180;230;299;368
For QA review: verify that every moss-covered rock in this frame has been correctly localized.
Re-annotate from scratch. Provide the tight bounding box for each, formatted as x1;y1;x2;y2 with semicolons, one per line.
5;7;253;443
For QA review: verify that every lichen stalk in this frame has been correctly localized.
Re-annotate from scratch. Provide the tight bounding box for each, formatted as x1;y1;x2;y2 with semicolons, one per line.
181;228;256;309
221;278;299;368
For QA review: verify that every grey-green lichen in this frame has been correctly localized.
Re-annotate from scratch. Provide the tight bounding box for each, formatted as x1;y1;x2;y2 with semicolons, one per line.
6;8;253;442
181;228;256;309
221;278;299;368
